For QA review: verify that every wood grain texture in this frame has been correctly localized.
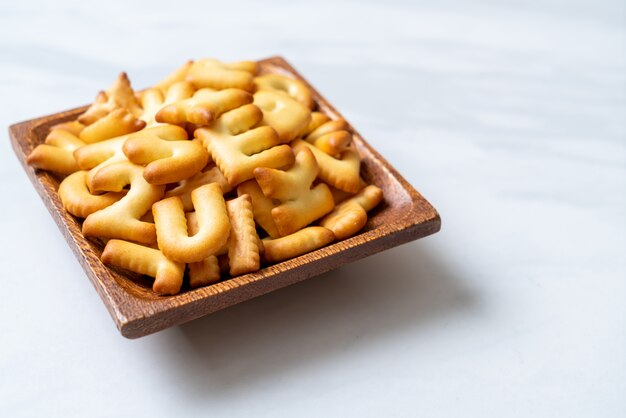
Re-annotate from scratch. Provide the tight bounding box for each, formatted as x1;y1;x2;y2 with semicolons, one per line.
8;56;441;338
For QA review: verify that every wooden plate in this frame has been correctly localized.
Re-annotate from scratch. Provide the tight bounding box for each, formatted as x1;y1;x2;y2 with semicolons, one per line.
9;56;441;338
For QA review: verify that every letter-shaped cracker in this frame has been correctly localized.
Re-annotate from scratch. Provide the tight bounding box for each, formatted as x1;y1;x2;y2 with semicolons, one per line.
225;194;261;276
82;162;165;244
122;125;208;185
101;239;184;295
236;179;280;239
165;165;232;212
27;128;86;175
187;58;257;91
253;147;334;236
254;74;314;109
185;212;221;288
327;178;367;205
292;139;361;193
140;82;196;125
195;104;295;187
305;119;352;156
75;125;184;189
78;72;142;125
74;135;128;190
51;120;86;136
303;112;330;136
156;88;252;126
153;60;193;95
79;108;146;144
153;183;230;263
58;171;125;218
263;226;335;263
320;185;383;239
254;90;311;143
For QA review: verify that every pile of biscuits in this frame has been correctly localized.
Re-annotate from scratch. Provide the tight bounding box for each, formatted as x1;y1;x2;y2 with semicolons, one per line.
27;58;383;295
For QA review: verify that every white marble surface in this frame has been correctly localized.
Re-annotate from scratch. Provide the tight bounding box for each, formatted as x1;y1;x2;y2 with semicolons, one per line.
1;0;624;416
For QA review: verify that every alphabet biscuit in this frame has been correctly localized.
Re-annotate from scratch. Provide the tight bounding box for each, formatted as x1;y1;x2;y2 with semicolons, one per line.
101;239;184;295
195;104;294;187
122;125;208;185
303;112;330;136
263;226;335;263
254;147;334;236
185;212;221;287
165;165;232;212
236;179;280;239
79;108;146;144
153;183;230;263
58;171;126;218
225;194;261;276
291;139;361;193
254;73;314;109
254;90;311;143
27;128;85;175
319;185;383;239
187;58;257;91
82;161;165;244
156;88;252;126
140;82;196;125
51;120;85;136
78;72;142;125
305;119;352;156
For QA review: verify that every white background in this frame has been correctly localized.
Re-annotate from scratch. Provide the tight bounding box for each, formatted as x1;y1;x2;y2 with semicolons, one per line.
1;0;624;417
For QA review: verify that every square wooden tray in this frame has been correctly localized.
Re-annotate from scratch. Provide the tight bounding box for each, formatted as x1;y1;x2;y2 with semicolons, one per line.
9;56;441;338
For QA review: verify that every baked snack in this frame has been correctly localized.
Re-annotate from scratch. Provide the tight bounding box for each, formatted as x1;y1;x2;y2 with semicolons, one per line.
153;183;230;263
254;147;334;236
26;57;384;296
82;161;165;244
195;104;294;187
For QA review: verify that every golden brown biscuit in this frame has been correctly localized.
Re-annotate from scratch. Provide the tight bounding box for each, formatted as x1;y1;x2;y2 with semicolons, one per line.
153;60;193;95
58;171;126;218
185;212;221;288
140;82;196;125
122;125;208;185
187;58;257;91
305;119;352;156
225;194;260;276
101;239;184;295
263;226;335;263
254;73;314;109
82;162;165;244
236;179;280;239
350;184;384;211
75;125;185;189
327;178;367;205
50;120;86;136
155;88;252;126
189;255;221;288
165;165;232;212
78;72;142;125
292;139;361;193
303;112;330;135
79;108;146;144
27;128;86;175
138;88;165;125
254;90;311;143
318;200;367;240
74;135;128;190
153;183;230;263
254;147;334;236
195;104;294;187
319;185;383;240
